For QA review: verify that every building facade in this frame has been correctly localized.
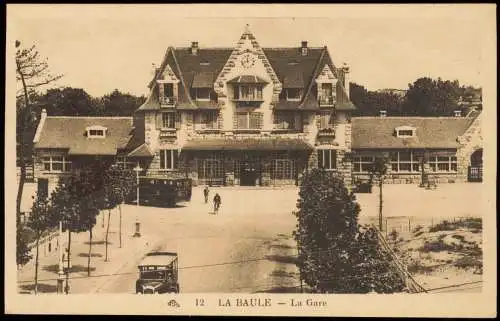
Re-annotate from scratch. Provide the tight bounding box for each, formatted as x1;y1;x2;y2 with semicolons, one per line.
351;111;483;184
33;25;356;190
31;25;483;193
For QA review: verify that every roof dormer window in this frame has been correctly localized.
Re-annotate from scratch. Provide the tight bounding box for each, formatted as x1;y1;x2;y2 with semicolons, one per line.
395;126;416;138
86;125;107;138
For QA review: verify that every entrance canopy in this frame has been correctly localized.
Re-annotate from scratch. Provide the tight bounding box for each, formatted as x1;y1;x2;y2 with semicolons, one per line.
182;138;313;151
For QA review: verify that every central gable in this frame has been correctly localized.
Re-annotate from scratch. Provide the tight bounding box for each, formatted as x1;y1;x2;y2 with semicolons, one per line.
214;25;282;103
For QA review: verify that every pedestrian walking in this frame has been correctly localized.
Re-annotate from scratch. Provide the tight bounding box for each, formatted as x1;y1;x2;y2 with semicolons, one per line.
213;193;221;214
203;186;210;204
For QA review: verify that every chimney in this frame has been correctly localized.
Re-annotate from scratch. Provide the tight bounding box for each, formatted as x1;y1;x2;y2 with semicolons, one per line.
33;109;47;144
454;110;462;117
151;63;158;77
379;110;387;117
341;62;350;100
301;41;308;56
191;41;199;55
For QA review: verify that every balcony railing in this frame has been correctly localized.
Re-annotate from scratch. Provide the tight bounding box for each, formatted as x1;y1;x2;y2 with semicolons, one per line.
195;122;222;132
159;96;177;107
317;127;336;137
159;128;177;137
318;95;334;106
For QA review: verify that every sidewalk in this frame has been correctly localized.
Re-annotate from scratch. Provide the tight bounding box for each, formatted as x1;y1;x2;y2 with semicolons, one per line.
17;207;159;294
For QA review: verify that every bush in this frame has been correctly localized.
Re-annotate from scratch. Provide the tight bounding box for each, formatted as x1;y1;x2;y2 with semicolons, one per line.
294;169;405;294
429;218;482;233
453;256;482;271
407;262;435;274
389;229;399;242
412;225;423;234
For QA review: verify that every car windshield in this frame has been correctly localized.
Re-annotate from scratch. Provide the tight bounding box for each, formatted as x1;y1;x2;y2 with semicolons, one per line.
140;270;166;280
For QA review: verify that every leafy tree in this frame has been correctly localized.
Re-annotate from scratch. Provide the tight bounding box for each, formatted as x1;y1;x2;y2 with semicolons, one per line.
39;87;104;116
368;156;389;231
16;220;33;267
101;89;146;117
104;165;137;248
403;77;461;116
49;172;100;292
26;194;52;294
16;41;62;261
76;169;103;276
101;166;122;261
293;169;360;292
294;168;405;293
350;83;403;117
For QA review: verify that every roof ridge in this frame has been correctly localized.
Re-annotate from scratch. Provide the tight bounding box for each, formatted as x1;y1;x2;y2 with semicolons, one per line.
352;116;471;120
46;116;133;119
299;47;327;108
171;46;327;50
171;46;197;107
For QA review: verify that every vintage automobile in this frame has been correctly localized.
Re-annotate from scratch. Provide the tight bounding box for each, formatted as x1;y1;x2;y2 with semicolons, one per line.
127;177;192;207
136;252;180;294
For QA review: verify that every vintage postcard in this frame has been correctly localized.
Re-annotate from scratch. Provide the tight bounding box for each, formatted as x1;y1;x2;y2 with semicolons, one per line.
5;4;497;317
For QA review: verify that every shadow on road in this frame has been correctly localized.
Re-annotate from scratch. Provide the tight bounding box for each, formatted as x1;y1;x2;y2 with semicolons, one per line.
78;252;103;258
270;269;296;278
265;254;298;265
19;283;58;293
268;244;294;250
43;264;96;274
84;240;113;245
255;285;302;293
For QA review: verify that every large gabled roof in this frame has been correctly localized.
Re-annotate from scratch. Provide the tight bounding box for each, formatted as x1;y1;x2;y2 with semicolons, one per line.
138;44;353;112
352;116;477;149
34;116;134;155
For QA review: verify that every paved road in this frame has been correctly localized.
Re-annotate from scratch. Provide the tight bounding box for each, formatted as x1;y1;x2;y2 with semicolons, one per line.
94;187;301;293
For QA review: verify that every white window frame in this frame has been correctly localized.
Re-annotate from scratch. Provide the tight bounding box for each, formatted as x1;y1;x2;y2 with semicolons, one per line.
42;156;72;172
235;85;263;101
428;155;458;173
317;149;337;170
86;125;107;138
390;151;420;173
353;156;376;173
395;126;416;138
116;156;134;169
286;88;302;101
159;149;178;171
161;112;176;129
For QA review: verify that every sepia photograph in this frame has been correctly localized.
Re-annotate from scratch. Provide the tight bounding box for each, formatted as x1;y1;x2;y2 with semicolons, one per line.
5;3;496;317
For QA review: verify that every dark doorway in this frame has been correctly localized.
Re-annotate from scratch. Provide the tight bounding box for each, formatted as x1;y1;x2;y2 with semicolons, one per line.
468;149;483;182
37;178;49;199
240;163;257;186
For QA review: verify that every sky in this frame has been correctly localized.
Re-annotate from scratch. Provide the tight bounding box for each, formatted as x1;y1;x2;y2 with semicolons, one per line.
8;4;493;97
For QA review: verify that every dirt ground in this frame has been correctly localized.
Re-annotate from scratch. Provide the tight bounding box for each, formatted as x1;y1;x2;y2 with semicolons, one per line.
386;218;483;292
17;182;484;293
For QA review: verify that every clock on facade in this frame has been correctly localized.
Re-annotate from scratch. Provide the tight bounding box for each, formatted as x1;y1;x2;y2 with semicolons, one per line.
240;53;256;69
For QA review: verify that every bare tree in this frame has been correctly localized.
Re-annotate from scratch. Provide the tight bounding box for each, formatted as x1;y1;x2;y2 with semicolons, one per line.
15;41;62;263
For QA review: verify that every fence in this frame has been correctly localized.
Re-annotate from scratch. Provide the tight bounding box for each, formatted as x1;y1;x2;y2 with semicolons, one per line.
16;165;35;183
360;216;479;237
372;225;427;293
27;230;60;259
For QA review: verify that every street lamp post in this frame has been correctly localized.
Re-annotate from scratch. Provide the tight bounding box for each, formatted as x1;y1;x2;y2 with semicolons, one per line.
133;163;142;237
56;220;64;294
